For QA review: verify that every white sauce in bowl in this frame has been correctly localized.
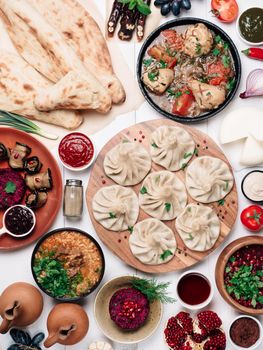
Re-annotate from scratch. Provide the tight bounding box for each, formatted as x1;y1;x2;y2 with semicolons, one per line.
242;171;263;202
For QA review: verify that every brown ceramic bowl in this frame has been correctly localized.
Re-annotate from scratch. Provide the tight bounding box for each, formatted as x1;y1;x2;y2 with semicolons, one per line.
94;276;163;344
215;236;263;315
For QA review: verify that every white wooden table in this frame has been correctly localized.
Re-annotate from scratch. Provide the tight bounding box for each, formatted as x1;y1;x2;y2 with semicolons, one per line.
0;1;262;349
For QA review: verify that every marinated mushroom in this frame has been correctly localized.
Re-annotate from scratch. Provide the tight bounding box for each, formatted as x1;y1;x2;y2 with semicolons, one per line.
26;191;48;209
24;156;43;174
182;23;213;57
142;68;174;95
188;80;226;110
25;168;52;191
9;142;31;169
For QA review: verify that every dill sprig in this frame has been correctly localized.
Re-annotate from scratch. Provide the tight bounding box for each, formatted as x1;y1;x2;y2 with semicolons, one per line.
131;277;176;304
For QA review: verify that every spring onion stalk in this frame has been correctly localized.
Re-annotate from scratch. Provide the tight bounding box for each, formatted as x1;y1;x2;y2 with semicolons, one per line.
0;110;58;140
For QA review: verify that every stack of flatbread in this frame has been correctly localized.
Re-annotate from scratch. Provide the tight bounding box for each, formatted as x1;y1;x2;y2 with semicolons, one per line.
0;0;125;129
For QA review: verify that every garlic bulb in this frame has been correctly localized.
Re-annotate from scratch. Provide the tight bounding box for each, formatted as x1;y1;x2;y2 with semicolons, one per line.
88;341;113;350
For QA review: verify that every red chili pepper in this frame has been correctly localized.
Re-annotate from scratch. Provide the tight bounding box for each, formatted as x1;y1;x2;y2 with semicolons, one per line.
242;48;263;61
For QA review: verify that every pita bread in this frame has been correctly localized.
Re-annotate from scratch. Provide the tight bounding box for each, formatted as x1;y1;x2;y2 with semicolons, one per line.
28;0;126;105
0;0;112;113
0;50;82;129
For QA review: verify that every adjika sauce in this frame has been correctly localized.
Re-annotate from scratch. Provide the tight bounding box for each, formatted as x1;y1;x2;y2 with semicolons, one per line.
239;8;263;43
5;206;34;235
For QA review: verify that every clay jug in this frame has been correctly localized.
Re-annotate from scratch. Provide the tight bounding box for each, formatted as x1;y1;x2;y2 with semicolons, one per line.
44;303;89;347
0;282;43;334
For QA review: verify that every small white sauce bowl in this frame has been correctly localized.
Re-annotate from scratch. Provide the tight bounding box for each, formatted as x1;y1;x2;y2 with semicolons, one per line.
228;315;263;350
176;270;214;310
236;10;263;46
58;133;96;172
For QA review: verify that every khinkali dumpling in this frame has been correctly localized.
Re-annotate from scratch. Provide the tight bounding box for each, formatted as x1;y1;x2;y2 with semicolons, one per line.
139;171;187;220
150;125;195;171
185;156;234;203
104;141;151;186
92;185;139;231
175;204;220;251
129;218;176;265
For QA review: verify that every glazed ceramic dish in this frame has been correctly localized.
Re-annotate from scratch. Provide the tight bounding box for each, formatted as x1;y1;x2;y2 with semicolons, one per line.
0;128;62;250
31;228;105;301
94;276;163;344
137;18;241;123
215;236;263;315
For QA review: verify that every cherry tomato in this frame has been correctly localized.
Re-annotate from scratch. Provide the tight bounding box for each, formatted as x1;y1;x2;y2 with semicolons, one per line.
172;88;195;116
211;0;239;23
207;60;231;85
240;205;263;232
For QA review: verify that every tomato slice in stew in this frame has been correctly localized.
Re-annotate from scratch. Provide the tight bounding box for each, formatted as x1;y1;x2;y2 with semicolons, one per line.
172;89;195;116
208;61;231;85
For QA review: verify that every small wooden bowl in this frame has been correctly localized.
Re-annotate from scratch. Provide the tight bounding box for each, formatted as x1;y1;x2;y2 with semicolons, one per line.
215;236;263;315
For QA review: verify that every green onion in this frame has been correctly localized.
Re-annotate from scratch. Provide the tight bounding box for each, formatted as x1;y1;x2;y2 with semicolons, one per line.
0;110;58;140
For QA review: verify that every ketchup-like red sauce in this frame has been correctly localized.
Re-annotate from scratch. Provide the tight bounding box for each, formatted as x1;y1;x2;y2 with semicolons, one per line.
59;133;94;168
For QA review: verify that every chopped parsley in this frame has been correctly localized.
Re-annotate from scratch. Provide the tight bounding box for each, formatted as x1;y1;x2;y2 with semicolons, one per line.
180;163;188;171
183;152;192;159
166;47;177;57
184;90;191;94
148;70;159;81
175;91;183;98
160;250;173;261
218;199;225;206
226;78;235;91
212;48;220;56
151;142;158;148
5;181;16;194
165;202;171;212
140;186;148;194
128;226;134;233
224;181;229;191
143;58;153;67
195;43;202;55
206;91;212;96
222;55;230;68
109;212;117;219
186;233;194;240
159;60;167;68
193;148;199;156
215;35;222;44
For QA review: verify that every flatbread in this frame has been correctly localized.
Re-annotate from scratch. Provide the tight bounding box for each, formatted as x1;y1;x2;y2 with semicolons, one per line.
28;0;126;105
0;50;82;129
0;0;112;113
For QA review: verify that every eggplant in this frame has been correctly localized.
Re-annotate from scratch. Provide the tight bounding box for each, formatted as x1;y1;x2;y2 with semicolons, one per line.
107;0;123;37
0;143;9;161
9;142;31;169
24;156;42;174
25;168;52;191
161;3;171;15
26;191;48;209
181;0;191;10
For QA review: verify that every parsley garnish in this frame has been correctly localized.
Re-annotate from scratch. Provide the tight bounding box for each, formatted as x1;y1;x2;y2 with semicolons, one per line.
193;147;199;156
128;226;134;233
151;142;158;148
165;202;171;212
160;250;173;261
215;35;222;44
5;181;16;194
206;91;212;96
148;70;159;81
159;60;167;68
140;186;148;194
222;55;230;68
212;48;220;56
143;58;153;67
186;233;194;240
224;181;229;191
226;78;235;91
180;163;188;171
196;43;202;55
175;91;182;98
183;152;192;159
184;90;191;94
109;212;116;218
218;199;225;206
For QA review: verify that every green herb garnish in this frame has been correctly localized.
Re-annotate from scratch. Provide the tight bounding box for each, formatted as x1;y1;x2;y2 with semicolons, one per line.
160;250;173;261
128;226;134;233
0;110;57;140
5;181;16;194
225;265;263;308
131;277;176;304
140;186;148;194
212;48;220;56
151;142;158;148
193;147;199;156
196;43;202;55
226;78;235;91
165;202;171;212
224;181;229;191
175;91;183;98
184;90;191;94
118;0;151;15
148;70;159;81
159;60;167;68
206;91;212;96
222;55;230;68
180;163;187;171
215;35;222;44
186;233;194;240
109;212;117;219
218;199;225;206
143;58;153;67
183;152;192;159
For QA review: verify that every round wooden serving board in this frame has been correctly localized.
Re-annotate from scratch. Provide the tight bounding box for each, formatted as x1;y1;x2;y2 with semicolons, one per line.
86;119;238;273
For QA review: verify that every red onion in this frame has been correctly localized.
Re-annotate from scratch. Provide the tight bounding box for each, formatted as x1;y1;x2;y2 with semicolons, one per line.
240;69;263;99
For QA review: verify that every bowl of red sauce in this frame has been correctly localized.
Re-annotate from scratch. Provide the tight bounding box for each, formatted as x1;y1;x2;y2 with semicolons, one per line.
58;132;95;171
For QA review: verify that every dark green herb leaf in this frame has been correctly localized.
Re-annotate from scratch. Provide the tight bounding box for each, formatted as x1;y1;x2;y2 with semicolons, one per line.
165;202;171;212
137;0;152;15
148;70;159;81
226;78;235;91
218;199;225;206
222;55;230;68
225;266;231;273
109;212;117;219
196;43;202;55
212;48;220;56
143;58;153;67
206;91;212;96
186;233;194;240
175;91;182;98
184;90;191;95
215;35;222;44
140;186;148;194
128;226;134;233
224;181;229;191
160;250;173;261
183;152;192;159
180;163;187;171
159;60;167;68
193;147;199;156
151;142;158;148
5;181;16;194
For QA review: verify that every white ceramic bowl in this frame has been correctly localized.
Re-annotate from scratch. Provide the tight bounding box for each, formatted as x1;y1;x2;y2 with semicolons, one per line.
236;10;263;46
176;270;214;310
228;315;263;350
58;133;96;172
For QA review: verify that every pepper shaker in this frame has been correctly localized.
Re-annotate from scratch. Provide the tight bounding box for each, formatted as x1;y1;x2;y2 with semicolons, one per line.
63;179;83;218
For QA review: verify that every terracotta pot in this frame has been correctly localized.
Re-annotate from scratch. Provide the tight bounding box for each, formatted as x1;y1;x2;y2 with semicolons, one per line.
0;282;43;334
44;303;89;347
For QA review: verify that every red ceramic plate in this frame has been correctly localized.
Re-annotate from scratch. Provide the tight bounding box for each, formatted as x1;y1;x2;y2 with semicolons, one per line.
0;128;62;250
